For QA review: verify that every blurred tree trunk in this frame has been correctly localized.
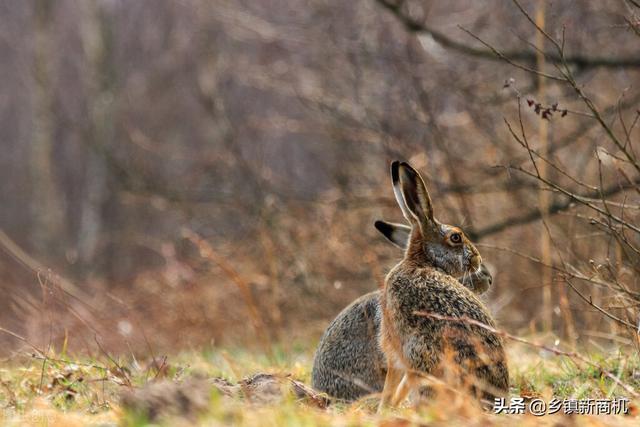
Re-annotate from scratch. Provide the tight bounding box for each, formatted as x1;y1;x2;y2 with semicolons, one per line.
77;0;113;276
535;0;553;334
30;0;64;254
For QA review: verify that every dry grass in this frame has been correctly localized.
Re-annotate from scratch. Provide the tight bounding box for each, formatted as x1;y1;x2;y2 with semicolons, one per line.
0;342;638;426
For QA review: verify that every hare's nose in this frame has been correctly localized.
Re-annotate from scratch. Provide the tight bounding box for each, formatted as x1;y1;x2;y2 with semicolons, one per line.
470;254;482;269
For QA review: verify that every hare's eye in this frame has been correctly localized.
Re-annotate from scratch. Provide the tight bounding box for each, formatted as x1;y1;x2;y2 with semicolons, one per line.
449;233;462;244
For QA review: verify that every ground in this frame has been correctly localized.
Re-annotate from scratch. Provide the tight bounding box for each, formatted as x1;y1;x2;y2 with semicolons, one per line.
0;343;638;426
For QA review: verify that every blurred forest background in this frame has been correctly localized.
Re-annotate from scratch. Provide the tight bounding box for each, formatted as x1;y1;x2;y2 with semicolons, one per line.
1;0;639;355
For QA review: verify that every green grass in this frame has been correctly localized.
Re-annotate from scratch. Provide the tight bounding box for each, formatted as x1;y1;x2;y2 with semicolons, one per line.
0;344;638;426
508;348;640;400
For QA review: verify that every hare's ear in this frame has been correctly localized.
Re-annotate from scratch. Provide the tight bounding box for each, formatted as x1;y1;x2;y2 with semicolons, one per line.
390;161;414;223
394;161;435;229
374;220;411;249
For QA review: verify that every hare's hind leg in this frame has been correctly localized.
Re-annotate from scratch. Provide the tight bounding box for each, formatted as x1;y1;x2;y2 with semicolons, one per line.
378;363;403;412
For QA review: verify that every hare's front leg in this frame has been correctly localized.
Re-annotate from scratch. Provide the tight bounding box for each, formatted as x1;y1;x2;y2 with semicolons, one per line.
378;362;403;412
390;372;416;406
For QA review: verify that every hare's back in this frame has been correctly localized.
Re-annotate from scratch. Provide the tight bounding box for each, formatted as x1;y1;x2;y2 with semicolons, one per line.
386;267;508;391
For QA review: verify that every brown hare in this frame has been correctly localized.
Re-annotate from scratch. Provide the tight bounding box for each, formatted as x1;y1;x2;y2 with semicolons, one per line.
310;221;493;402
378;161;508;409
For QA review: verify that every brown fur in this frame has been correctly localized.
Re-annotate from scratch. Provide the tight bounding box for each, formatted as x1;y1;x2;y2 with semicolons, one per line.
378;161;508;409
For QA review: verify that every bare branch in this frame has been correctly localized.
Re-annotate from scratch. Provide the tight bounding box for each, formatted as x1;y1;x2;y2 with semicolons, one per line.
471;174;640;239
375;0;640;69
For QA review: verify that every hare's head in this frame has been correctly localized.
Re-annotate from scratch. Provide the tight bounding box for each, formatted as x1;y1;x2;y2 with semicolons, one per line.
374;219;492;293
389;161;481;278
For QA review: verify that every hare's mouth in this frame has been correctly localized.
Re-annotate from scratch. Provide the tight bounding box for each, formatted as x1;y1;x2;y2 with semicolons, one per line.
466;265;482;278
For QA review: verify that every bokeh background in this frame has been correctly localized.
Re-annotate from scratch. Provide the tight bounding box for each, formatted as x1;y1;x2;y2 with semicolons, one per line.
1;0;639;355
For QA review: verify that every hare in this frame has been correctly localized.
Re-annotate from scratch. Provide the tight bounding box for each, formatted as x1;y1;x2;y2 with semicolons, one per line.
310;221;493;402
378;161;508;409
